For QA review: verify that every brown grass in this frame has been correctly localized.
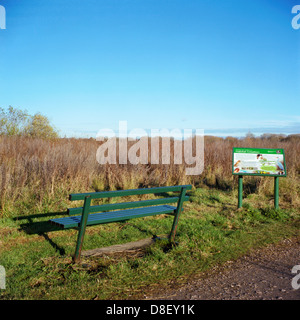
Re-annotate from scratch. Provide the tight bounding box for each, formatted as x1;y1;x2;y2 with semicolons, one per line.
0;134;299;217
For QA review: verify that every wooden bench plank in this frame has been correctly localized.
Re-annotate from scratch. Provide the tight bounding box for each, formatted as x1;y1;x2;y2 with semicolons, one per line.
69;185;192;201
67;196;189;215
50;205;176;229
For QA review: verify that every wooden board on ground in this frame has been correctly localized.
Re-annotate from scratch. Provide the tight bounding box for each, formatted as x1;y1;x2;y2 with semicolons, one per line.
81;236;167;257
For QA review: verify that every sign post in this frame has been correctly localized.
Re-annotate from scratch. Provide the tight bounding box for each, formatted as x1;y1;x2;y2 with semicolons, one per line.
238;175;243;208
274;176;279;209
232;148;286;209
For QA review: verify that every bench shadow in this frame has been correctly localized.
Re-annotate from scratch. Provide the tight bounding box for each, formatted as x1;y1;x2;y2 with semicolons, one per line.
121;221;154;236
14;212;69;256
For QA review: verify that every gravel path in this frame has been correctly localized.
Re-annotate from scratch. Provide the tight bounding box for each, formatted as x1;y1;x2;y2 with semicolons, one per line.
149;238;300;300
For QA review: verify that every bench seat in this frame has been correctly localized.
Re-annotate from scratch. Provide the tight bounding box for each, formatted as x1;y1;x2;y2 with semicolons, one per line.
50;204;177;229
49;185;192;262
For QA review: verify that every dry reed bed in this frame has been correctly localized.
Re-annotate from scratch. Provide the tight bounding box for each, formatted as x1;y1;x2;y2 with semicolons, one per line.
0;135;299;216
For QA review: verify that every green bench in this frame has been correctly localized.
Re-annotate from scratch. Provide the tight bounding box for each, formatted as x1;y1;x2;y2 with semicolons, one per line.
50;185;192;262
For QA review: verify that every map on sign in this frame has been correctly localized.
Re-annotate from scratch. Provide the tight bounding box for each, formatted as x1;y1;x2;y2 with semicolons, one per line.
232;148;286;177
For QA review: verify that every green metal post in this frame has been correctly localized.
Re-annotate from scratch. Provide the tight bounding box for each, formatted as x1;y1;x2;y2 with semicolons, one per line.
238;175;243;208
169;187;187;243
73;196;92;263
274;176;279;209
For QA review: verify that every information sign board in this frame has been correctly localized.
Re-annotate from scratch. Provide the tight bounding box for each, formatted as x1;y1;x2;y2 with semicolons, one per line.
232;148;286;177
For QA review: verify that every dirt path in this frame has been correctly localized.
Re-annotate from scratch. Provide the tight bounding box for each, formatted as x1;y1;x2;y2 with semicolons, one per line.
148;238;300;300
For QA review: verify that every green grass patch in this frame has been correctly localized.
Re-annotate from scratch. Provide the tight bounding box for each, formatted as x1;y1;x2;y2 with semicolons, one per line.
0;187;299;300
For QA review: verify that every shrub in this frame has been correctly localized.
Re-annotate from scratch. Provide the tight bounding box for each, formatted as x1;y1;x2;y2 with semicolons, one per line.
0;106;58;139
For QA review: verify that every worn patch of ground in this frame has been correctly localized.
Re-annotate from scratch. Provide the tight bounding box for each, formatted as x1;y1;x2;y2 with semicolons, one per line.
146;237;300;300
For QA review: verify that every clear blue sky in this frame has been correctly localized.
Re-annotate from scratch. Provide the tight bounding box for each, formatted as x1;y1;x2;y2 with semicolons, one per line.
0;0;299;137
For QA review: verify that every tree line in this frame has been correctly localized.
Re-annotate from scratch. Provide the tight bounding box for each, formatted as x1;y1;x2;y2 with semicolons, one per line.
0;106;59;139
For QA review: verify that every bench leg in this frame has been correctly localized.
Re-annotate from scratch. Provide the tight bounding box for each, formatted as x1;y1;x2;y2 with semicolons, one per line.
73;196;91;263
169;187;187;243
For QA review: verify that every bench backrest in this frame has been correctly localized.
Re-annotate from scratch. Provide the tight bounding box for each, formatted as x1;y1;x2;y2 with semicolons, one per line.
67;185;192;215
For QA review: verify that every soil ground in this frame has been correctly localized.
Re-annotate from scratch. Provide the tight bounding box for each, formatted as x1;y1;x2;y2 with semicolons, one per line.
146;237;300;300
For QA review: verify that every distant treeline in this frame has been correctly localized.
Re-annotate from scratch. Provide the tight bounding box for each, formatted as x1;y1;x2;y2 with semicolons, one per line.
0;106;59;139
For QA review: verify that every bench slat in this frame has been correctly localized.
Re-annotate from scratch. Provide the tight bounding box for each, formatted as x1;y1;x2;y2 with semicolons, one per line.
69;185;192;201
50;205;176;229
67;196;189;216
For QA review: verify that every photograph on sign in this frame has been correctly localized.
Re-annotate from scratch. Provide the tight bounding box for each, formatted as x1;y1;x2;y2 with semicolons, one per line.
232;148;286;177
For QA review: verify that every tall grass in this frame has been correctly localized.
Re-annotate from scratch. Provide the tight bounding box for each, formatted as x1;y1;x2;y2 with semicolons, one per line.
0;134;299;217
0;134;300;300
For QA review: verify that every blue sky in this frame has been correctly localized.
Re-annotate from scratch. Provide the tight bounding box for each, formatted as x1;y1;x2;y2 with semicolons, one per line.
0;0;299;137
